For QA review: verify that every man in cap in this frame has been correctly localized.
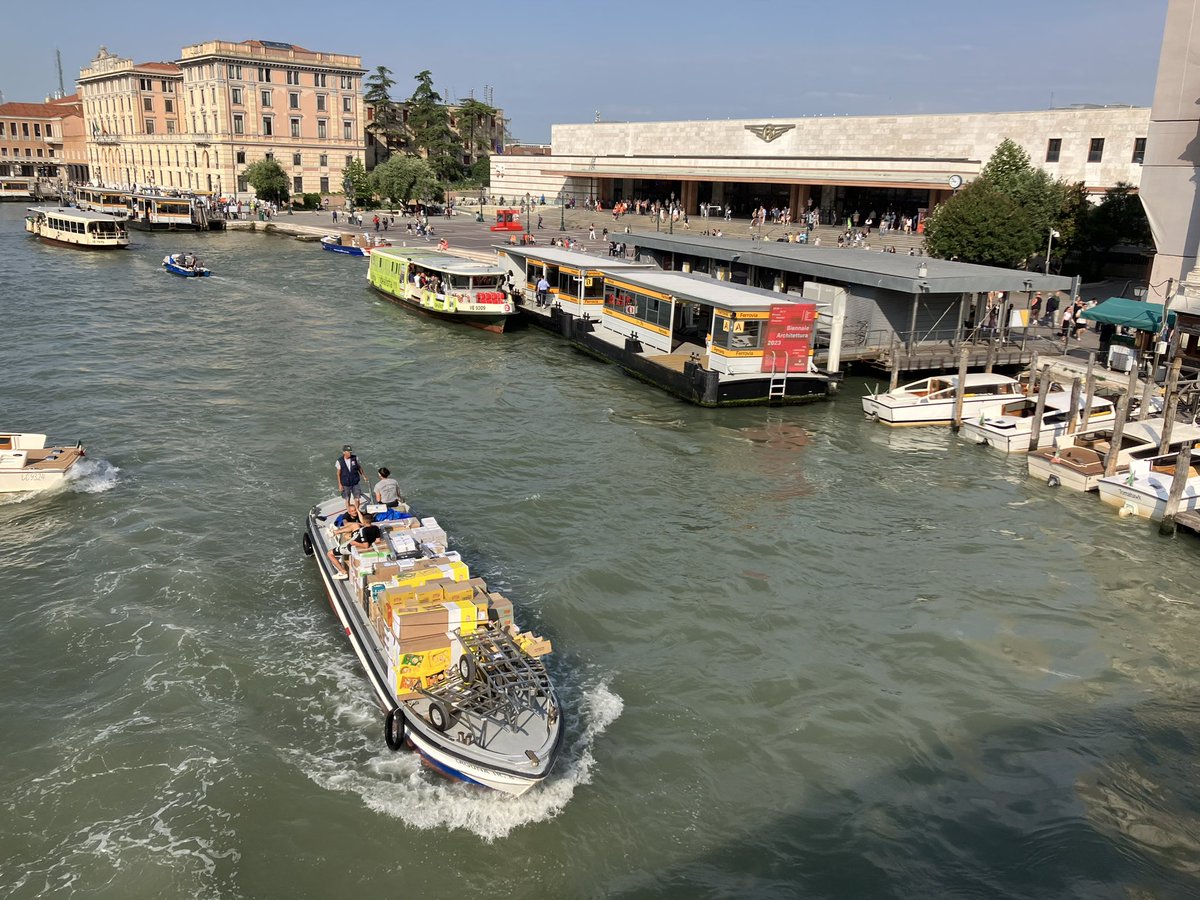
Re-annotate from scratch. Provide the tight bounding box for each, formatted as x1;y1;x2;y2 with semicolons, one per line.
336;444;369;504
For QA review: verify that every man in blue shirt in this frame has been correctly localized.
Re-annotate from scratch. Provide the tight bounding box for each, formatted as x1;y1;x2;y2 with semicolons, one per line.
336;444;368;503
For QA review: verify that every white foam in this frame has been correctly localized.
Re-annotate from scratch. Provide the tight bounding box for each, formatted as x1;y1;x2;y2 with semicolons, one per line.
65;457;121;494
294;679;623;840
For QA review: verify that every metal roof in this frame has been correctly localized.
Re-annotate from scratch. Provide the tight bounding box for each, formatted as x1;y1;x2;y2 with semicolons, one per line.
27;206;126;221
496;245;651;270
600;270;803;310
627;232;1074;294
373;246;505;276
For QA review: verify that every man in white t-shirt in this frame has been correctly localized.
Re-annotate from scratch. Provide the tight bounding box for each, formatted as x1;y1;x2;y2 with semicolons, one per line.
373;466;406;509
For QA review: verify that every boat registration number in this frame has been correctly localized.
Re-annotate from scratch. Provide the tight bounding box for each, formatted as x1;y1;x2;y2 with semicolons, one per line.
21;472;48;482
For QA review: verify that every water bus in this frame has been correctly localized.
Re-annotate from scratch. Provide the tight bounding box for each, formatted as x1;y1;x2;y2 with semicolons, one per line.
0;432;86;494
128;192;223;231
25;207;129;249
303;496;562;795
0;179;34;201
1028;419;1200;491
75;186;131;218
367;247;516;333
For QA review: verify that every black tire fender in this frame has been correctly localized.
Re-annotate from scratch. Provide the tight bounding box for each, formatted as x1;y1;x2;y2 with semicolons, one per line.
1047;474;1061;488
384;707;406;751
302;532;314;556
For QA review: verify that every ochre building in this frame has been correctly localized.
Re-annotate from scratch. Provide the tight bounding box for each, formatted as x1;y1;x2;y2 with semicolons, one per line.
78;40;366;198
0;95;89;185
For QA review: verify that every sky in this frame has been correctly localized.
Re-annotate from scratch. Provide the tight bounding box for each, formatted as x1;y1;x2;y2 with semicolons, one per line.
0;0;1168;143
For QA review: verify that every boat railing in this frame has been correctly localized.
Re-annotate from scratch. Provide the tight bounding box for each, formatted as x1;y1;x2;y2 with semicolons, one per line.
423;627;553;729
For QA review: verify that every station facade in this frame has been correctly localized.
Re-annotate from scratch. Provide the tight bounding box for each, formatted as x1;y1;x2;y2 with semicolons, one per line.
491;107;1150;223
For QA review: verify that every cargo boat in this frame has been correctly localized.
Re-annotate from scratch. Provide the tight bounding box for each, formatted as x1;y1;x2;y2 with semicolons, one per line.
303;496;562;795
0;432;86;493
367;247;517;333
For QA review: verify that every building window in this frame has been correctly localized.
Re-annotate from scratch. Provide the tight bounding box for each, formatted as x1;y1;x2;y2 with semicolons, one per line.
236;150;246;164
340;75;353;90
145;120;155;135
317;119;327;139
319;153;328;167
1045;138;1061;163
165;98;174;113
293;175;303;192
167;120;175;134
316;94;327;112
1088;137;1105;163
160;80;170;92
286;70;299;86
231;87;243;105
320;176;329;192
143;97;153;112
342;96;352;113
22;123;28;137
233;114;244;134
34;123;41;137
261;90;272;107
315;72;327;88
265;151;274;160
293;152;302;166
343;120;352;140
262;117;273;136
290;118;301;138
345;154;353;167
1133;137;1147;164
36;148;43;157
258;67;271;83
238;175;248;192
227;64;242;79
289;91;299;110
139;77;152;91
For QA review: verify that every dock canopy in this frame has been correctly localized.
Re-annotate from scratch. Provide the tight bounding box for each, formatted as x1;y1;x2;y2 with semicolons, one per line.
1079;297;1176;332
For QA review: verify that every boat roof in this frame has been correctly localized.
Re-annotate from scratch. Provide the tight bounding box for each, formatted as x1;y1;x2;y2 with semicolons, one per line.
497;245;651;271
27;206;124;221
599;269;807;310
926;372;1019;387
372;246;506;276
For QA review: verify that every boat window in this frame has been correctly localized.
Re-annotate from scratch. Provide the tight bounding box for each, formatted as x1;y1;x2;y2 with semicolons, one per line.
584;275;604;300
715;315;763;351
559;270;583;297
472;274;501;289
448;274;471;290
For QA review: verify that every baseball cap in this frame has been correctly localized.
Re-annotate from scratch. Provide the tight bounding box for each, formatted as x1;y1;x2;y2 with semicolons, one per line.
342;444;353;452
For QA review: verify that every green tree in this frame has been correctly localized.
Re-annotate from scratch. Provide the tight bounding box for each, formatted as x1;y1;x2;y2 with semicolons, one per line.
369;155;440;207
923;179;1039;268
455;97;498;166
1076;182;1154;276
364;65;406;159
243;157;290;204
342;158;371;206
407;70;463;182
469;155;490;186
979;138;1033;195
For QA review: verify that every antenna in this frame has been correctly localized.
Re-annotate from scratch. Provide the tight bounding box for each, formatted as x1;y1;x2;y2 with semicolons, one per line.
56;48;65;97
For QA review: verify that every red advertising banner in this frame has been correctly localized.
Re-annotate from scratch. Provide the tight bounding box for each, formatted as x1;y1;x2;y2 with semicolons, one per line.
761;302;817;372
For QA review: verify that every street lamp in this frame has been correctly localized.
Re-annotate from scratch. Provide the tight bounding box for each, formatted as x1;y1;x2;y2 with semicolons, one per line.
558;188;566;231
523;198;531;238
1045;228;1060;275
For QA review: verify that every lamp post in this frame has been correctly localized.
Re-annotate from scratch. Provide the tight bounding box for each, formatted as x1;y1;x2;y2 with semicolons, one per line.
1045;228;1060;275
523;198;531;239
558;188;566;231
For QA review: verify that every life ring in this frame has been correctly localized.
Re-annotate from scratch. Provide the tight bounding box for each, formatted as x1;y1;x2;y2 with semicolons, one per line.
302;532;314;556
1047;474;1061;488
384;707;406;751
458;654;477;685
428;699;451;732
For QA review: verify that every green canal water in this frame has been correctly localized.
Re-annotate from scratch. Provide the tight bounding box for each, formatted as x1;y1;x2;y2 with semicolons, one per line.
2;203;1199;898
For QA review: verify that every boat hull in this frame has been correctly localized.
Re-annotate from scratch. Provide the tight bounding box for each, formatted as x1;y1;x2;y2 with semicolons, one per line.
32;232;127;250
1027;452;1103;491
862;394;1009;426
322;240;367;256
0;468;71;493
370;284;512;333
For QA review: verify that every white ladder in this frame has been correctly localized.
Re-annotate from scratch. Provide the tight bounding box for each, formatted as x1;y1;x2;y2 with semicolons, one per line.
767;351;789;401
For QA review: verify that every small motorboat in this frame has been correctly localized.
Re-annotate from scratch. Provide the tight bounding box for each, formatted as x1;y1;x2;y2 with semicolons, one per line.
321;233;391;257
0;432;86;493
163;253;211;277
1098;448;1200;520
862;372;1027;426
958;391;1115;453
1028;419;1200;491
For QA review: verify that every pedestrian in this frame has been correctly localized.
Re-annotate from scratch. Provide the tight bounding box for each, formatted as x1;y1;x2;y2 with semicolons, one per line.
536;275;550;307
1030;292;1042;325
1044;293;1060;327
1060;305;1074;340
332;209;338;224
538;214;544;230
589;224;596;240
336;444;369;503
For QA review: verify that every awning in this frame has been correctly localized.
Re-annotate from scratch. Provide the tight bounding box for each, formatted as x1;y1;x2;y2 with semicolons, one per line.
1079;297;1176;332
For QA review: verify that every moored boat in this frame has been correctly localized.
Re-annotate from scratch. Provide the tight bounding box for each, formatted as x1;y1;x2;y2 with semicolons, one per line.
24;206;129;249
1028;419;1200;491
321;233;389;256
0;432;86;493
959;391;1115;453
861;372;1026;426
1097;449;1200;519
162;253;212;277
368;246;517;333
303;495;562;795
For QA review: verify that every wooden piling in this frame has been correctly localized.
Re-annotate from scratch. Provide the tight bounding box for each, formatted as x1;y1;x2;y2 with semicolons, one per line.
1103;365;1139;477
951;346;970;431
1159;441;1195;536
1158;356;1183;454
888;337;901;391
1066;376;1082;436
984;338;996;374
1139;362;1156;421
1079;351;1096;432
1028;371;1052;452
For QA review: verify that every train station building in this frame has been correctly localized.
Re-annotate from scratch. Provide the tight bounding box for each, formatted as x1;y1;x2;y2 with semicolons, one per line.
490;106;1150;224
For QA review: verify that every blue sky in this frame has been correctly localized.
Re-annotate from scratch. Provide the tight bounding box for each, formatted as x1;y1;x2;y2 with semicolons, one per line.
0;0;1167;142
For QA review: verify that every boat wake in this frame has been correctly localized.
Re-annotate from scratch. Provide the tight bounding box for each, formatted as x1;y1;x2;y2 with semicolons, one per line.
294;673;623;840
64;457;121;494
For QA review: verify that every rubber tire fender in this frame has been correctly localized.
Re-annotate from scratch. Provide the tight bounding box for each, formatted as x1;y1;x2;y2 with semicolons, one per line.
302;532;314;556
384;707;406;751
1047;474;1061;488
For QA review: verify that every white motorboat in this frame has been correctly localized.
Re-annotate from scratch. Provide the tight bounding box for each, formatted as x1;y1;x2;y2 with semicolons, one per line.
304;496;562;796
861;372;1025;426
1097;449;1200;519
1028;419;1200;491
959;391;1115;454
0;432;86;493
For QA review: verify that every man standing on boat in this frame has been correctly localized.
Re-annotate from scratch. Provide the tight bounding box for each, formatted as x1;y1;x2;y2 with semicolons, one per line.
336;445;369;503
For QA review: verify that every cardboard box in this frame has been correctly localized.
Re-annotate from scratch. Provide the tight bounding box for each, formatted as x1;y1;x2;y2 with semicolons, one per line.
430;577;473;604
415;583;445;605
396;634;451;677
488;592;515;628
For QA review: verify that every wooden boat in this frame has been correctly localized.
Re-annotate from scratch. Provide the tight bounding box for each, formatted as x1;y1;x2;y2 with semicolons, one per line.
1028;419;1200;491
0;432;86;493
861;372;1026;426
162;253;211;277
1098;449;1200;520
303;496;562;795
959;391;1115;453
321;232;389;256
368;247;517;333
24;206;129;249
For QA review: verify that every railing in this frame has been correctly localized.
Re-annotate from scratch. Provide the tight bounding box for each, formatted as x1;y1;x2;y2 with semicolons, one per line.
93;134;120;145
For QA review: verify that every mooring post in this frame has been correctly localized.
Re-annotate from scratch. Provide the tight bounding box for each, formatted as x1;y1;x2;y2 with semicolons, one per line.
984;337;996;374
952;346;970;431
889;337;901;391
1158;356;1183;454
1159;441;1195;536
1103;364;1139;477
1066;376;1082;437
1028;371;1052;452
1079;351;1096;433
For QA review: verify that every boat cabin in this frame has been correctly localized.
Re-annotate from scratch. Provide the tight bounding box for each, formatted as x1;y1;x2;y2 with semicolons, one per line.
130;193;193;228
369;247;510;309
75;186;130;217
496;246;653;318
893;372;1022;401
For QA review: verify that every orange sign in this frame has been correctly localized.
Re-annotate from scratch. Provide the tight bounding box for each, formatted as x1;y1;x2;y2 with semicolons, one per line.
761;303;817;372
